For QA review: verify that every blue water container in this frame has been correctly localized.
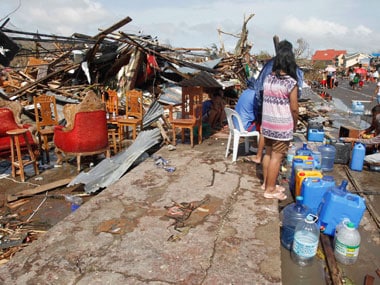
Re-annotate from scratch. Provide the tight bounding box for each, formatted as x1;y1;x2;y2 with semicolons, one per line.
308;129;325;142
351;101;364;115
296;143;313;156
289;157;314;195
318;180;366;236
301;175;335;214
350;143;366;171
318;144;336;172
280;196;311;250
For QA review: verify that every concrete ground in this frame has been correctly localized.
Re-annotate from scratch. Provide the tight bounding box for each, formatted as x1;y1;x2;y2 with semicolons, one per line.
0;137;284;284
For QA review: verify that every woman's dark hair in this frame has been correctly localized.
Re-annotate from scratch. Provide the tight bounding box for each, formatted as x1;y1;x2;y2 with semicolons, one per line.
272;40;298;81
372;104;380;115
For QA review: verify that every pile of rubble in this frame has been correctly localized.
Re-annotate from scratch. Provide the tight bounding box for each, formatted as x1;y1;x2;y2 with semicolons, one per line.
1;15;256;108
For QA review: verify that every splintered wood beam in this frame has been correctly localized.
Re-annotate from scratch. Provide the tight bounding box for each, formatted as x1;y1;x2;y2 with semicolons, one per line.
9;63;79;99
7;177;75;202
93;16;132;39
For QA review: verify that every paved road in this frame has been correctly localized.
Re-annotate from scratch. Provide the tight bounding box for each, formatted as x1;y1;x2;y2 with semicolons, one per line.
315;78;378;112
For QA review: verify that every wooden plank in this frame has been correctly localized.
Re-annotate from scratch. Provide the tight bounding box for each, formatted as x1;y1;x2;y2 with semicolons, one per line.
320;234;344;285
7;177;74;202
9;63;79;99
93;16;132;39
364;275;374;285
344;166;380;228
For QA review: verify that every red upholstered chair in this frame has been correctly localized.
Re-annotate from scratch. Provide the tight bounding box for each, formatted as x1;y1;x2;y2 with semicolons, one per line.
0;107;37;158
54;110;110;171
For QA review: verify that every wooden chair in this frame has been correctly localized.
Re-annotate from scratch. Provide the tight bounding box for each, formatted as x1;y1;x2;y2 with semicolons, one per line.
117;89;143;141
102;89;119;116
168;103;203;147
33;94;59;164
102;89;120;153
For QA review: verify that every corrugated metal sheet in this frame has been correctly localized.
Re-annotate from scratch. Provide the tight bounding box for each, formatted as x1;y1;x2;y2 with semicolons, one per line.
177;58;222;74
68;128;162;193
179;71;222;88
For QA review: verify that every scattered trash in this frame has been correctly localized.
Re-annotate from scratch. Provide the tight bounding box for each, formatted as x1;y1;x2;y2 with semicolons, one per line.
0;174;9;179
153;155;169;166
167;145;176;151
34;176;43;181
63;194;83;212
152;155;176;172
163;166;176;173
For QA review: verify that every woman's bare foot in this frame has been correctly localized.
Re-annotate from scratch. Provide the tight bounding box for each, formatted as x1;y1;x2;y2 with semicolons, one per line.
250;155;262;164
261;184;285;192
263;191;287;200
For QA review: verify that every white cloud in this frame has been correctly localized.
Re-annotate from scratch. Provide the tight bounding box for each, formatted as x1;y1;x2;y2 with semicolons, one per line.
1;0;380;54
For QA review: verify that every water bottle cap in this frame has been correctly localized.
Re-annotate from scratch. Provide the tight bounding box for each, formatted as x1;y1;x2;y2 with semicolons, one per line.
296;196;303;201
347;222;355;229
305;214;318;223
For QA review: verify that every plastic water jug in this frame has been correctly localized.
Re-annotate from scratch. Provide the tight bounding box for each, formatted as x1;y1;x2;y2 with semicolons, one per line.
280;196;311;250
334;220;361;265
295;170;323;197
301;175;335;214
350;143;366;171
318;180;366;236
291;214;320;266
289;156;314;195
296;143;313;156
307;129;325;142
318;144;336;172
351;101;364;115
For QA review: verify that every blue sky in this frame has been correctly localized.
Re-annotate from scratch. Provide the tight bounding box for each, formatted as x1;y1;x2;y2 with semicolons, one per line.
2;0;379;56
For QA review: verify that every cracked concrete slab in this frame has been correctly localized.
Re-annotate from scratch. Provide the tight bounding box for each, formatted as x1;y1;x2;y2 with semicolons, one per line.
0;140;282;284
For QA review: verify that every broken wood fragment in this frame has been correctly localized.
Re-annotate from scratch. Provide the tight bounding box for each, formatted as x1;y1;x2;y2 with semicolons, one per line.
364;274;374;285
7;177;75;202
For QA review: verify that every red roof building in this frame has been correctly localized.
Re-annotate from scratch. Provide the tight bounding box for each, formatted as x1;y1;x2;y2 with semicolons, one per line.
311;49;347;66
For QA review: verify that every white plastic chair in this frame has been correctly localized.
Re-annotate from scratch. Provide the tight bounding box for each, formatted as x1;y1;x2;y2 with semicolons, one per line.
224;107;260;162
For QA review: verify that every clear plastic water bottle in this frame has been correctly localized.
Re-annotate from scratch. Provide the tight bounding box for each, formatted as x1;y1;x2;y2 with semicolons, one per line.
334;221;361;265
280;196;311;250
286;144;297;166
291;214;320;266
311;151;322;170
318;144;336;172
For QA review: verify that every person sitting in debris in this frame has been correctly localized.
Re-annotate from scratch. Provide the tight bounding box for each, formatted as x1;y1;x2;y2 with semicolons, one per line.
235;78;263;164
343;105;380;161
202;90;226;130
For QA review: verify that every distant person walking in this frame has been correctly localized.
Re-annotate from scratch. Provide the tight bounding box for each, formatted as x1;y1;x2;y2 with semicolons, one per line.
372;82;380;104
373;69;379;83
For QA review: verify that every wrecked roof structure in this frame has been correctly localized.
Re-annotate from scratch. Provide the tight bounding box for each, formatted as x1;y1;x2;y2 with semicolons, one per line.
0;14;256;195
0;14;255;105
